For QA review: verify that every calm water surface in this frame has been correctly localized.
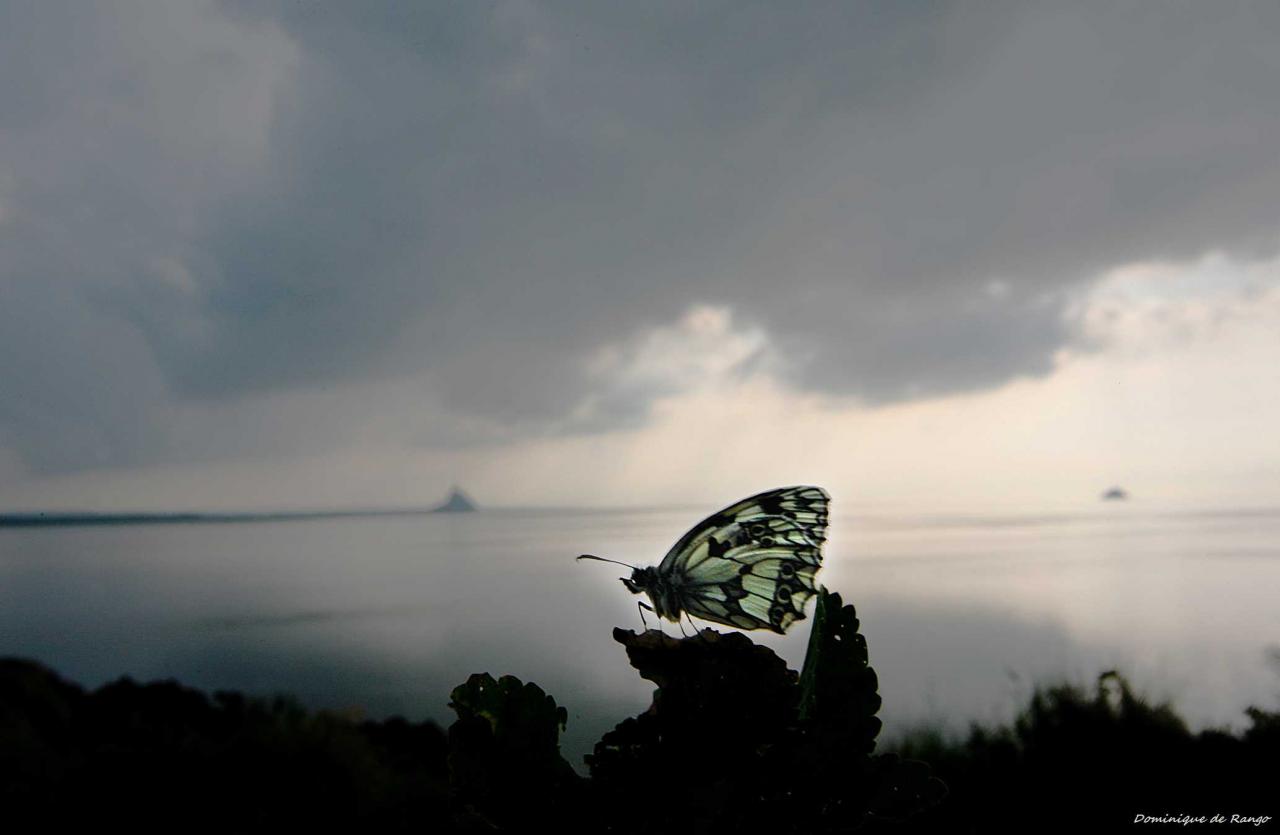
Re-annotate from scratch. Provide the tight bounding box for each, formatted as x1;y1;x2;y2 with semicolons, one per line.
3;503;1278;764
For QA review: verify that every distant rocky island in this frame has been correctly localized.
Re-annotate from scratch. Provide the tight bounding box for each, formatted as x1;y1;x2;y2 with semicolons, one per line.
433;487;477;513
1101;486;1129;501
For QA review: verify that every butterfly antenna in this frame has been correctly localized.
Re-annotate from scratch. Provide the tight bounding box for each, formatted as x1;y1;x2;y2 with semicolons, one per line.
576;554;637;570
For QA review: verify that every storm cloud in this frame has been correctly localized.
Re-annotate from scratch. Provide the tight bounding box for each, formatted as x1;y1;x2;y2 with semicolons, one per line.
3;1;1278;475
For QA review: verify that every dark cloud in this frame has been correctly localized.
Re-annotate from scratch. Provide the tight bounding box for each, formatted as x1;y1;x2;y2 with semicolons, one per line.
2;1;1279;473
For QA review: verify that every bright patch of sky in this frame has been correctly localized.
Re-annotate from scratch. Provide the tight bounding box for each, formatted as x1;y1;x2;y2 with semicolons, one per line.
5;251;1277;512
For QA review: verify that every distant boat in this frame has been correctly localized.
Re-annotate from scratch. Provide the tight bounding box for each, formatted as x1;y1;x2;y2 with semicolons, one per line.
1101;487;1129;501
433;487;478;513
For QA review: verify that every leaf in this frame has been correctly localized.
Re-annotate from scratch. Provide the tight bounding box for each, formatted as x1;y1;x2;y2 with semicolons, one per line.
448;673;568;753
797;587;882;754
447;673;578;829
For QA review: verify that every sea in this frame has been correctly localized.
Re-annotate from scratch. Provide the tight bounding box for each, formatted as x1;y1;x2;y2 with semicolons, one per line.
2;501;1278;766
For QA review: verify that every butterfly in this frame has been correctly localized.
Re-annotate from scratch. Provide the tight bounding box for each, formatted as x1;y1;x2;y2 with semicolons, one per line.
578;486;829;634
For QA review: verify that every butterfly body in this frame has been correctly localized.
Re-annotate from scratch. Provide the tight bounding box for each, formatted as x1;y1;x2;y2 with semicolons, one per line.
622;566;682;620
583;486;830;634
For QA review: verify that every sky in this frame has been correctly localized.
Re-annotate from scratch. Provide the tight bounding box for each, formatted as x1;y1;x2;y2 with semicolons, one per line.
1;1;1278;511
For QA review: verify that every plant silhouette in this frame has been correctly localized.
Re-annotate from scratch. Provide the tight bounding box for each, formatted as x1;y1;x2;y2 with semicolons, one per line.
580;591;944;833
4;588;1277;832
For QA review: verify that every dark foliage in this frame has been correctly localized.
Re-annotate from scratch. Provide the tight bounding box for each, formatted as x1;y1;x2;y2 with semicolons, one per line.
891;672;1280;833
587;591;944;833
3;589;1277;833
0;657;451;832
447;673;582;830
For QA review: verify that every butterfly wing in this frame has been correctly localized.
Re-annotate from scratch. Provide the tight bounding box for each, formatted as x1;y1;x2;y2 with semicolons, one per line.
657;486;830;633
657;485;829;574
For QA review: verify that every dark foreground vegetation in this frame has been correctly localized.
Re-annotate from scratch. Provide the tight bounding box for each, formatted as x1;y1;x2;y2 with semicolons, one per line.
2;592;1275;833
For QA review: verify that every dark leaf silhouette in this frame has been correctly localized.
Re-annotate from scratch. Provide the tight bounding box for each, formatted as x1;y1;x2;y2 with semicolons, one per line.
447;673;580;830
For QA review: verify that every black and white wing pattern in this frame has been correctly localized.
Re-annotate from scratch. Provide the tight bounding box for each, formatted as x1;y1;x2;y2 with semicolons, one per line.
659;486;830;633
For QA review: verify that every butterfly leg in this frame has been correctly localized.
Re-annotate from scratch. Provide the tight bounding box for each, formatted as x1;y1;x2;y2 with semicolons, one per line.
638;601;654;632
685;611;701;638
